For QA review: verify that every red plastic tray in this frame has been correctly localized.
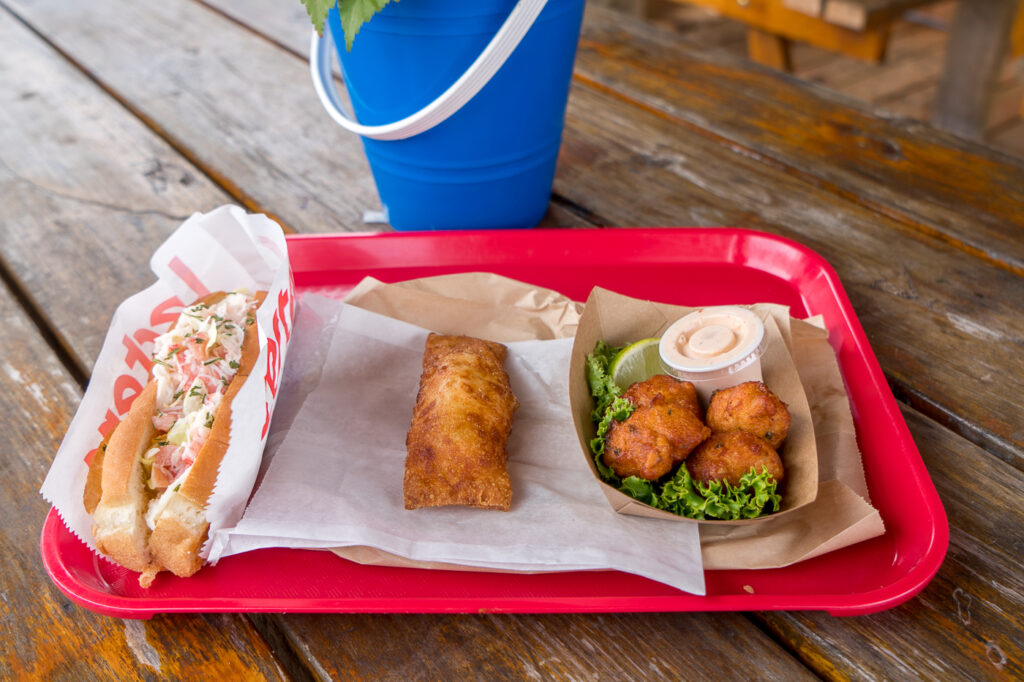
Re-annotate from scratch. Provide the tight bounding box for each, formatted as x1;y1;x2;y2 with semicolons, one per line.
41;228;947;618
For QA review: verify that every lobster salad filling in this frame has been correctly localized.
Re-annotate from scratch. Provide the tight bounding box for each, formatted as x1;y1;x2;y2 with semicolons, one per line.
140;292;260;522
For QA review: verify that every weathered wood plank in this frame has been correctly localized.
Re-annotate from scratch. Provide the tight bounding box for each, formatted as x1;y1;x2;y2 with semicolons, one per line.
571;6;1024;273
756;406;1024;680
553;81;1024;468
0;7;239;371
0;10;297;679
0;282;288;680
203;0;1024;273
275;611;819;680
932;0;1019;139
4;0;589;238
8;0;1022;469
2;0;380;233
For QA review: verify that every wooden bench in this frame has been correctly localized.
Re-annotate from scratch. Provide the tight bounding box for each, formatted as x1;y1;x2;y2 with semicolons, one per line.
654;0;942;70
638;0;1024;138
932;0;1022;138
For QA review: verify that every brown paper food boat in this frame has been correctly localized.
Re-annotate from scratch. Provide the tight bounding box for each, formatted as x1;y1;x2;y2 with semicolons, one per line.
568;287;819;526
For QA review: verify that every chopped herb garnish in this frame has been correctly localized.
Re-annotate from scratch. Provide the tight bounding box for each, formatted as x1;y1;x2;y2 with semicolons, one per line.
189;385;205;398
156;440;169;447
204;358;221;365
152;358;171;368
204;413;215;428
229;360;239;370
173;484;181;492
166;346;182;357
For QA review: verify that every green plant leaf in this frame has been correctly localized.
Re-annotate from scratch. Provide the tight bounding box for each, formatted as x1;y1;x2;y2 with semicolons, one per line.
302;0;336;35
339;0;393;50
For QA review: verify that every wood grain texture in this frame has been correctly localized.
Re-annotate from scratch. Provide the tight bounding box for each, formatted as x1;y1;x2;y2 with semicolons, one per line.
3;0;590;236
2;0;378;232
932;0;1019;138
275;611;818;680
3;1;1022;680
9;0;1019;467
572;7;1024;274
0;283;287;680
756;406;1024;680
0;7;233;371
551;82;1024;469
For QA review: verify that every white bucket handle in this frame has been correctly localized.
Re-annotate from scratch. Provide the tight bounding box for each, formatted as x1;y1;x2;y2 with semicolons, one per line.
310;0;550;141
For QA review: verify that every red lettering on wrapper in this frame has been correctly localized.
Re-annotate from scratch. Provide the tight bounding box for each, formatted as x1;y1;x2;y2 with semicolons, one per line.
276;288;292;342
134;328;159;346
122;335;149;372
149;295;185;328
260;284;294;439
167;257;210;299
112;374;144;415
265;337;279;398
85;409;122;465
98;408;121;438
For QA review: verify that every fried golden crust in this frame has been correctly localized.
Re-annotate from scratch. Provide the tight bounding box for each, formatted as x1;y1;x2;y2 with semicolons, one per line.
706;381;791;449
622;374;703;420
404;334;519;511
603;375;710;481
686;430;784;486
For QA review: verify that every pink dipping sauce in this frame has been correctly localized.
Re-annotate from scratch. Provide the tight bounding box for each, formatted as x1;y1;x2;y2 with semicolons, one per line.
658;306;767;403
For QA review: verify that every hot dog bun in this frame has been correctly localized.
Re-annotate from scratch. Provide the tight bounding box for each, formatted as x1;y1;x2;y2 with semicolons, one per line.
85;290;266;586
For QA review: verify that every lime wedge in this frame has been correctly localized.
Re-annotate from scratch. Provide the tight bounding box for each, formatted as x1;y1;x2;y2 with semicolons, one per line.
609;338;663;391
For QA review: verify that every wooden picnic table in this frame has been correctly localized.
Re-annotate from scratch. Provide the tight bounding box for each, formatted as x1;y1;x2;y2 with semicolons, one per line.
666;0;1023;140
2;0;1022;679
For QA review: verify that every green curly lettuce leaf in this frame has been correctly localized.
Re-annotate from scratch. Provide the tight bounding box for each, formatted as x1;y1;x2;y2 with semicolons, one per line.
585;339;782;521
585;340;623;420
585;341;633;479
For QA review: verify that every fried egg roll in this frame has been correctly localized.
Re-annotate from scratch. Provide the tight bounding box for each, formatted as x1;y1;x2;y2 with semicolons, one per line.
404;333;519;511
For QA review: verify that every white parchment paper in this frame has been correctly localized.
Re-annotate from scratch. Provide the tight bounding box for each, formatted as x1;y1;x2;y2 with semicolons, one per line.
40;205;293;560
210;296;706;595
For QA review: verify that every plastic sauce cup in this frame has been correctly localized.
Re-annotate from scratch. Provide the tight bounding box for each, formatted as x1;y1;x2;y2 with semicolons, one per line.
658;306;767;405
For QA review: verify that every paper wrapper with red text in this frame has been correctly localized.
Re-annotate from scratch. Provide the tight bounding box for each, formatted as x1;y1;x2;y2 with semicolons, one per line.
40;205;295;564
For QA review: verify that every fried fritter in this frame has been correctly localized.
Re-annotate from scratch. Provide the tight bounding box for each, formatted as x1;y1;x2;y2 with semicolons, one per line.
686;430;784;486
404;333;519;511
706;381;790;448
624;374;704;420
603;375;710;481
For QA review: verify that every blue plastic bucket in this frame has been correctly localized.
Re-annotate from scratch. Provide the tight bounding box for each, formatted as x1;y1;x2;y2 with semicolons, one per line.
319;0;584;231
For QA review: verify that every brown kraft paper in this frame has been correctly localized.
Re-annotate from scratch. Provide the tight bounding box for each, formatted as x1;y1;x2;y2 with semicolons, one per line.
329;275;884;572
